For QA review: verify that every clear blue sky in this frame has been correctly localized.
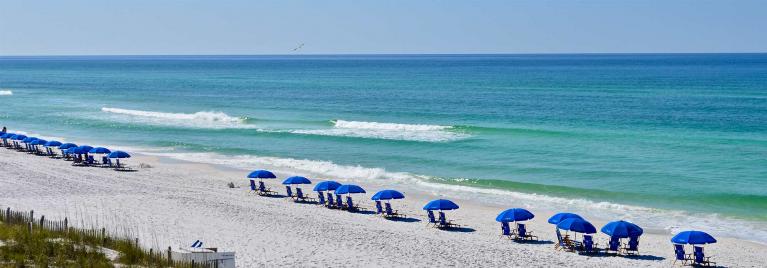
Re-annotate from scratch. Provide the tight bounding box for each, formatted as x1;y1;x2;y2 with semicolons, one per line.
1;0;766;55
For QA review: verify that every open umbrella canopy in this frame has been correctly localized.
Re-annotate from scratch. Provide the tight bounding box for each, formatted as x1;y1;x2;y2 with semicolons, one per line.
601;220;644;238
313;181;342;192
495;208;535;222
671;231;717;245
0;133;14;139
44;141;62;147
548;212;584;224
108;151;131;159
30;139;48;145
247;169;276;179
59;143;78;150
89;147;111;154
557;218;597;234
64;147;77;154
423;199;459;211
334;184;366;195
371;190;405;201
22;137;37;143
13;135;28;141
73;145;94;154
282;176;311;185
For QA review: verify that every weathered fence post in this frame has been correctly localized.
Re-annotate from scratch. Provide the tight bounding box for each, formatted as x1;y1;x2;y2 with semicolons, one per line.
28;221;33;234
40;215;45;228
64;217;68;232
3;208;8;223
167;246;173;264
30;210;33;222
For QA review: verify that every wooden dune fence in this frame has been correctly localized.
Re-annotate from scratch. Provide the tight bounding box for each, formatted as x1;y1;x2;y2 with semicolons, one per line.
0;207;213;267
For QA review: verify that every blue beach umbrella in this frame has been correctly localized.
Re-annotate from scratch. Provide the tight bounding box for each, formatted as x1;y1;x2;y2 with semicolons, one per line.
548;212;584;224
247;169;276;179
108;151;131;159
0;133;13;139
282;176;312;185
371;190;405;201
495;208;535;222
59;143;78;150
44;141;62;147
334;184;366;195
89;147;111;154
30;139;48;145
423;199;459;211
556;218;597;234
73;145;94;154
313;181;342;192
671;231;717;245
601;220;644;238
13;135;28;141
64;147;77;155
22;137;37;143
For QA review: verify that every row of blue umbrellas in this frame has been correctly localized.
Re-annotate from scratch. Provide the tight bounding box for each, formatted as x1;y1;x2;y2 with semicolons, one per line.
0;132;131;159
248;169;460;211
546;212;716;245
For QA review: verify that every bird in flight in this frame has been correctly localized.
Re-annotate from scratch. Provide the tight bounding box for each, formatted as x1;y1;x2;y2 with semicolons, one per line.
292;43;305;52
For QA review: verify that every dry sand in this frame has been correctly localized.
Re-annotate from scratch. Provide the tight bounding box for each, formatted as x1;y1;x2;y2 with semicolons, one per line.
0;148;764;267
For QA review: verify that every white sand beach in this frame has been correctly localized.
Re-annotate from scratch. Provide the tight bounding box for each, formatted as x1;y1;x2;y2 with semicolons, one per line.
1;148;765;267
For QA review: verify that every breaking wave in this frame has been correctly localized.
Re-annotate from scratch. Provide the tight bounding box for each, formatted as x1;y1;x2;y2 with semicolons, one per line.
101;107;254;129
291;120;469;142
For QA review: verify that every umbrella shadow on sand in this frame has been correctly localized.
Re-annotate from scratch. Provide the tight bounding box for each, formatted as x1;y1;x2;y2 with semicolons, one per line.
439;226;476;233
385;217;421;223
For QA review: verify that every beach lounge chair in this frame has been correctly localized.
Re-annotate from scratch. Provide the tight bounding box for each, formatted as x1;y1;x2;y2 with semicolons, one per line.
101;156;110;167
336;195;343;209
317;192;326;205
257;181;276;196
249;180;258;193
500;222;512;239
607;237;621;254
515;223;538;241
345;196;365;212
438;211;460;229
555;229;564;250
86;155;96;166
375;201;384;214
673;244;691;266
622;236;639;255
384;203;405;218
693;246;715;267
580;235;596;254
285;186;294;199
326;192;335;208
426;210;438;227
295;188;315;203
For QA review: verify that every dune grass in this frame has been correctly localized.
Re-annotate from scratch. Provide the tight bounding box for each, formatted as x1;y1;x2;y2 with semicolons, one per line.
0;219;193;267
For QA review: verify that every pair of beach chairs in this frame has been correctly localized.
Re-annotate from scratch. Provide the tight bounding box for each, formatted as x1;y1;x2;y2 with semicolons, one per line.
426;210;461;229
285;186;316;203
674;245;716;267
249;180;278;196
499;222;538;241
374;201;407;219
605;236;639;255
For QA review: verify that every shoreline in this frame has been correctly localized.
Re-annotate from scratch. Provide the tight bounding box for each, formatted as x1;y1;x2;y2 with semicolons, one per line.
1;144;766;266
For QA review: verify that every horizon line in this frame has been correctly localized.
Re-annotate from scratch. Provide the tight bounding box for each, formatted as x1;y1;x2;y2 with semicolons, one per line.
1;52;767;58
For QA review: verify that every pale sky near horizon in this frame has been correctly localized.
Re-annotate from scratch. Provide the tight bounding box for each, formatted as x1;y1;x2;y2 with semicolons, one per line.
1;0;766;55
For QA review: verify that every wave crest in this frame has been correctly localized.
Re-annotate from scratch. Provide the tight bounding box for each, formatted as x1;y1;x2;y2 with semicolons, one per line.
101;107;252;129
0;90;12;96
292;120;468;142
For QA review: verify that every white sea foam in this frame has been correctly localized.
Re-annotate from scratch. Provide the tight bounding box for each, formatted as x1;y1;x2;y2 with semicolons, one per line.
292;120;468;142
140;149;767;244
0;90;12;96
101;107;254;129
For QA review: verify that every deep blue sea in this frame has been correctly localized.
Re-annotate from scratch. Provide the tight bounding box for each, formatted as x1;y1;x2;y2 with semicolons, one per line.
1;54;766;241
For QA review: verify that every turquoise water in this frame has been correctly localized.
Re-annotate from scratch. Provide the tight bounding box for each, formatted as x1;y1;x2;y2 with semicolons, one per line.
1;54;766;226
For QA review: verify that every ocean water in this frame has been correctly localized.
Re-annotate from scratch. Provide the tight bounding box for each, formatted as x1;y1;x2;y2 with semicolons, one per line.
1;54;766;240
